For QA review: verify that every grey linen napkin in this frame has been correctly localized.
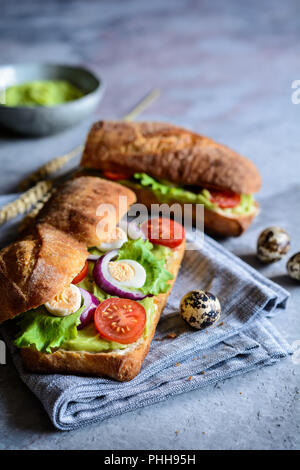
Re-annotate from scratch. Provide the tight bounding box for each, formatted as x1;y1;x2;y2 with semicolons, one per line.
0;192;291;430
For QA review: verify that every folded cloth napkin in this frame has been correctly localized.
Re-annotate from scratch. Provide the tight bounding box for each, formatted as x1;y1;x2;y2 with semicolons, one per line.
0;194;291;430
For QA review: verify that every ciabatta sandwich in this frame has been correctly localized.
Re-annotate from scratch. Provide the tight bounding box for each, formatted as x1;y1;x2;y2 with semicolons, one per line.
81;121;261;237
0;176;185;381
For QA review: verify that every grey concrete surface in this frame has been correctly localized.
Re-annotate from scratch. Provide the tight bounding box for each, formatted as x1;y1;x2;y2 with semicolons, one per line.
0;0;299;450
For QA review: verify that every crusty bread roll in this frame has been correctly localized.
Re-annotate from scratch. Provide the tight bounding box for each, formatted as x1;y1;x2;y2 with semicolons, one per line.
36;175;136;247
81;121;261;194
0;224;88;323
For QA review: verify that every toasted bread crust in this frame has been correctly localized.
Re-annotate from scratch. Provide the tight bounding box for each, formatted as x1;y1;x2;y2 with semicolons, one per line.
203;203;259;237
21;239;185;381
82;121;261;194
37;176;136;247
0;177;136;324
0;224;88;323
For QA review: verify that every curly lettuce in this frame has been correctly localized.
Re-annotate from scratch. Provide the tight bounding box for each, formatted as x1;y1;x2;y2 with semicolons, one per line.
117;238;173;295
131;173;254;215
14;305;85;353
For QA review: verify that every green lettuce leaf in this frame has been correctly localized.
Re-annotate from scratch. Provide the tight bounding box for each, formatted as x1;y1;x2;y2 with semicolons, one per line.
133;172;216;207
132;173;254;214
92;283;111;302
14;305;85;353
117;238;173;295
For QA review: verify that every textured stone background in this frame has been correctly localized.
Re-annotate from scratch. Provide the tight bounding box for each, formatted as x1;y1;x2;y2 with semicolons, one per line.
0;0;299;450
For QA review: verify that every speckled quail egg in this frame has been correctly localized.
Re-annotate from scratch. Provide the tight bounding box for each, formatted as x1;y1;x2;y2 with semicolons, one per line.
257;226;290;263
287;252;300;281
180;290;221;330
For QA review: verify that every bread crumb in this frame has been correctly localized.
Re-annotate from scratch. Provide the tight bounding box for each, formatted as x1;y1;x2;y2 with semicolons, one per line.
175;362;181;367
188;376;193;381
200;371;205;375
167;332;177;339
218;321;224;327
240;392;243;395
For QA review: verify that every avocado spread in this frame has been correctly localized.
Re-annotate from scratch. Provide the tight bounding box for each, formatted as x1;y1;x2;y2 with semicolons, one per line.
3;80;85;107
61;297;157;353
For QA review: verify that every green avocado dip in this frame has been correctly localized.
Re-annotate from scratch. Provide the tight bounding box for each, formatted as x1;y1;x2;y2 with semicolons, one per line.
3;80;85;107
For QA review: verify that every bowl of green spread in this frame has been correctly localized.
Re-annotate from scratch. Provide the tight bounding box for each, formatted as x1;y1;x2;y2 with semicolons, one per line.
0;63;104;136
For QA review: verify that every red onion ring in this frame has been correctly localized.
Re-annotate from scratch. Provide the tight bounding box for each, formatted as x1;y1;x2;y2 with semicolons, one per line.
78;287;100;330
93;250;147;301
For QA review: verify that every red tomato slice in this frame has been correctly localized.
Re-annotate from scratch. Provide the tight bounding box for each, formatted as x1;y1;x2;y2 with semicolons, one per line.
72;260;88;284
142;217;185;248
94;298;146;344
209;189;241;208
103;171;131;181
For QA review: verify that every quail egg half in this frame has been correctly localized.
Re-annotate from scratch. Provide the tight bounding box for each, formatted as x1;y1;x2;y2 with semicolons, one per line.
287;252;300;281
180;290;221;330
257;226;290;263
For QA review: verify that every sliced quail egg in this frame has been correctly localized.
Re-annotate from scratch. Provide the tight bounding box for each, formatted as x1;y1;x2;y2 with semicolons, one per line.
45;284;82;317
180;290;221;330
287;252;300;281
257;226;290;263
118;220;146;240
97;227;127;252
108;259;146;288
